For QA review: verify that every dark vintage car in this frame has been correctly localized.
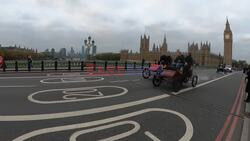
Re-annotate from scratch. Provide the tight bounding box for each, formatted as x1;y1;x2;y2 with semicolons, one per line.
217;64;225;73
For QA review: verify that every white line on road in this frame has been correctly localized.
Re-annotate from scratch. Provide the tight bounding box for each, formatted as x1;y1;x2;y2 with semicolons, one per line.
40;77;104;84
145;131;161;141
28;86;128;104
172;73;236;95
13;108;193;141
0;85;36;88
0;94;169;121
109;80;129;83
69;121;140;141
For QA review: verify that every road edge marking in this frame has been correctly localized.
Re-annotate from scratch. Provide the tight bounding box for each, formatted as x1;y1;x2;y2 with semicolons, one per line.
173;73;236;95
215;75;244;141
225;78;245;140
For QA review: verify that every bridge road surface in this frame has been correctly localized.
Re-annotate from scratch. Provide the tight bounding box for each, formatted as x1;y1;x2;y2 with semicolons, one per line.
0;69;246;141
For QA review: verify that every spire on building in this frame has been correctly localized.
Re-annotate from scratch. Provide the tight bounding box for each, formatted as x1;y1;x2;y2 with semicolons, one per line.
225;17;231;31
152;43;156;52
161;34;168;51
164;34;167;43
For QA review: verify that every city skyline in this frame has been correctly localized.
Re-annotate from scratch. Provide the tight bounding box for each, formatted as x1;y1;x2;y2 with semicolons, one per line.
1;0;250;62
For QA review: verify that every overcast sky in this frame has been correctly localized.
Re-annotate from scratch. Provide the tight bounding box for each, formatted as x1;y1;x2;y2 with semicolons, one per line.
0;0;250;61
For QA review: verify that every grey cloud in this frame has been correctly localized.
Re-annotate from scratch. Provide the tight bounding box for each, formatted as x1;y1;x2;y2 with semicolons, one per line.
241;38;250;43
0;0;250;62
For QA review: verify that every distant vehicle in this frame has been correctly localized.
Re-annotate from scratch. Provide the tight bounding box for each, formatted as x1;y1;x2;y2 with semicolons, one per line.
217;64;224;73
243;67;249;74
224;65;233;73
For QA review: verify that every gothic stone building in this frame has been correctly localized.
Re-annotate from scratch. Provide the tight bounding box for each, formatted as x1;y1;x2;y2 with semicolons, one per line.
120;34;222;67
120;35;168;62
188;42;222;66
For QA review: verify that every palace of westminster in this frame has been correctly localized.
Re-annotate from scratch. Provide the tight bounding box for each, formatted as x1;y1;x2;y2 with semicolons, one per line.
120;19;233;67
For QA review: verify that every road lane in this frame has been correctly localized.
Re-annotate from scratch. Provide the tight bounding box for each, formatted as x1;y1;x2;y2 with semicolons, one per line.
0;69;245;141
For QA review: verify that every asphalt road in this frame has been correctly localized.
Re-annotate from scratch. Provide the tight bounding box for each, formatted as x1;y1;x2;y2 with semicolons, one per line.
0;68;245;141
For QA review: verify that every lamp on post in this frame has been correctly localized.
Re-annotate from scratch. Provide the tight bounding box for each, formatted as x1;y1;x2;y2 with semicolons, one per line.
84;36;95;60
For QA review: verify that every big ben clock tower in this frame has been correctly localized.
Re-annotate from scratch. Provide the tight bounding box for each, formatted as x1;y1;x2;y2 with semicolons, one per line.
224;19;233;66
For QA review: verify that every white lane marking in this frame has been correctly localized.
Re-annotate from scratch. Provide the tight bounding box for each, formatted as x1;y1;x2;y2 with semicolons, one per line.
40;77;104;84
0;85;36;88
145;131;161;141
28;86;128;104
0;94;169;121
62;88;104;99
61;77;87;82
13;108;193;141
69;121;140;141
110;80;129;83
172;73;235;95
60;78;65;82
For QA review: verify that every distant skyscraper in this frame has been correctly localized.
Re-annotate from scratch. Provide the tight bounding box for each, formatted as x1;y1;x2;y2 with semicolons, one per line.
69;47;75;59
92;45;97;56
59;48;67;59
51;48;56;58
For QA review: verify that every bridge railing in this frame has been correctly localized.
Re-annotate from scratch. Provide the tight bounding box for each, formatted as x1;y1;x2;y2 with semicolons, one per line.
0;60;151;72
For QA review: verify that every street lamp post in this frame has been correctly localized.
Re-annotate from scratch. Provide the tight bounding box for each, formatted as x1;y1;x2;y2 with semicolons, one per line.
84;36;95;60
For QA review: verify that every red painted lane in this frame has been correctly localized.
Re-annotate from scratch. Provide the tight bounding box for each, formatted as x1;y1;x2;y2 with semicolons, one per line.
225;81;245;141
215;79;243;141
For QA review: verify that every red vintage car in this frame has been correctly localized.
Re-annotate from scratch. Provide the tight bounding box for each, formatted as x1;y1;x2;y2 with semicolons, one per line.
152;65;198;91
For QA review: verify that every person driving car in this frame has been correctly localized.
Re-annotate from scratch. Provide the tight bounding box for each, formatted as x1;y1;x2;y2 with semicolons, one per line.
183;53;194;77
174;52;185;70
160;55;172;69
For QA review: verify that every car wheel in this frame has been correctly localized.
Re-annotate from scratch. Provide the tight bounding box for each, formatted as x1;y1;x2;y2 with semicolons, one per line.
152;75;161;87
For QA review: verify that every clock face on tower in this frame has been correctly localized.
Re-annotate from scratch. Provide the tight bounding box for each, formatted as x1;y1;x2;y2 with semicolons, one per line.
225;34;230;39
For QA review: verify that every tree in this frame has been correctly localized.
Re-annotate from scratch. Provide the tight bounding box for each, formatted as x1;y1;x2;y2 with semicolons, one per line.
95;53;120;61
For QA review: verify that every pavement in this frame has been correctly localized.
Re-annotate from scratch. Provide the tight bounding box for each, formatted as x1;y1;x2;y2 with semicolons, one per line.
241;80;250;141
0;68;247;141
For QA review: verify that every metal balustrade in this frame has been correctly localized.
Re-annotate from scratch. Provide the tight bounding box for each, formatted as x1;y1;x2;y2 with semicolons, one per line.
0;60;151;72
